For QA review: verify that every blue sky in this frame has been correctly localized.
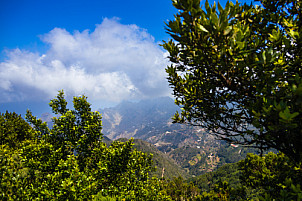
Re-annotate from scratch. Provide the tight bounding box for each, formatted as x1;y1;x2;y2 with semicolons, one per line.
0;0;177;55
0;0;252;116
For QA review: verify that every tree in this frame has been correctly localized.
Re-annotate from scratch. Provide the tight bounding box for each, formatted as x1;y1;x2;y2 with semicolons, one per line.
239;153;302;200
1;91;171;200
0;111;34;147
26;90;103;170
163;0;302;163
162;176;200;200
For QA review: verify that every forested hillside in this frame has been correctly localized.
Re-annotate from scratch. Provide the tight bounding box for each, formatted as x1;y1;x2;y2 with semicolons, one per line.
116;138;189;179
99;97;263;176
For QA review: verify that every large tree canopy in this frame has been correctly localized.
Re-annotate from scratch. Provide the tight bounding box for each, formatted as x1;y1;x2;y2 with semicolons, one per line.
163;0;302;163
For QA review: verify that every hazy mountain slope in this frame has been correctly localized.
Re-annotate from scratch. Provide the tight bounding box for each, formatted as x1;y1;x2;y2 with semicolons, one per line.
99;97;207;151
99;97;181;140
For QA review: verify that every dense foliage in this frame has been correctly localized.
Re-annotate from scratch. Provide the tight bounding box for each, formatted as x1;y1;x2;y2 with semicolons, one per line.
0;111;34;147
163;0;302;163
0;91;170;200
187;152;302;200
240;152;302;200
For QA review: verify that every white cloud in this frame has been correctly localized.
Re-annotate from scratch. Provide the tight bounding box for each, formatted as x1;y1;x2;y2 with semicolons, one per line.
0;18;171;104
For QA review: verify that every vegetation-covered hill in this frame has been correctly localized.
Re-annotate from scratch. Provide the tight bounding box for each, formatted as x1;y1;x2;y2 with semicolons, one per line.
116;138;189;179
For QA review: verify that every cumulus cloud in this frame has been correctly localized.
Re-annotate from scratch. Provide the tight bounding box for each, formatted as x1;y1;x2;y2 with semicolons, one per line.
0;18;170;104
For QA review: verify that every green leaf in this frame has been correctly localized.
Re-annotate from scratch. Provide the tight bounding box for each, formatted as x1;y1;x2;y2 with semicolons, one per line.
218;2;223;14
279;107;299;121
262;51;266;64
223;26;232;35
198;24;209;32
205;0;210;14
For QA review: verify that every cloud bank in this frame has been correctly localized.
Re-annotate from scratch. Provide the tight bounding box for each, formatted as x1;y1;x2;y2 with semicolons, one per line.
0;18;170;104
